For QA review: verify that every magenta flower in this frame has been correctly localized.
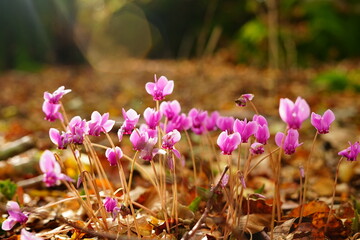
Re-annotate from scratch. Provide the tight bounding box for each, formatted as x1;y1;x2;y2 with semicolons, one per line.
233;119;258;143
43;86;71;104
103;197;118;213
275;129;302;155
311;109;335;134
160;100;181;120
105;147;123;166
162;130;181;158
250;142;265;155
130;129;149;151
88;111;115;136
121;108;140;134
205;111;219;131
68;116;88;144
279;97;310;129
139;124;158;138
217;131;241;155
21;229;43;240
42;101;63;122
253;115;270;144
338;142;360;161
188;108;208;135
39;150;72;187
49;128;71;149
217;116;235;133
165;113;192;133
1;201;28;231
235;93;254;107
144;108;162;129
139;137;163;161
145;75;174;101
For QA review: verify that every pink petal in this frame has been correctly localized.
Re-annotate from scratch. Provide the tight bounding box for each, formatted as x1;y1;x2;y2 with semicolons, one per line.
1;217;16;231
323;109;335;126
49;128;60;146
156;76;169;89
91;111;101;122
279;98;293;123
163;80;174;95
6;201;20;212
39;150;56;173
102;120;115;132
217;131;228;146
275;132;285;147
145;82;156;95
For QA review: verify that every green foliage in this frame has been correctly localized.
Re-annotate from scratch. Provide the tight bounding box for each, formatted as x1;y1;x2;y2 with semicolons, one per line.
313;69;360;92
351;196;360;234
0;179;17;201
188;196;202;212
254;184;265;194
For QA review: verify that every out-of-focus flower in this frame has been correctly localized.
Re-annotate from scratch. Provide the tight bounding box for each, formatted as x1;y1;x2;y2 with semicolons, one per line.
105;147;123;166
162;130;181;158
130;129;149;151
49;128;71;149
311;109;335;134
235;93;254;107
43;86;71;104
143;108;162;129
88;111;115;136
188;108;207;135
217;131;241;155
279;97;310;129
67;116;88;144
338;142;360;161
1;201;28;231
217;116;235;133
253;115;270;144
275;129;302;155
160;100;181;120
42;101;63;122
121;108;140;134
103;197;118;213
145;75;174;101
233;119;258;143
21;229;43;240
250;142;265;155
165;113;192;133
139;137;163;161
205;111;219;131
39;150;72;187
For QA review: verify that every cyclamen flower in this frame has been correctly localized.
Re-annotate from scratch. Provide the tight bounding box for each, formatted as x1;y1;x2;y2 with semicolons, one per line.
217;116;235;133
49;128;71;149
233;119;258;143
88;111;115;136
42;101;63;122
145;75;174;101
250;142;265;155
43;86;71;104
39;150;72;187
105;147;123;166
139;137;163;161
217;131;241;155
121;108;140;134
188;108;208;135
275;129;302;155
311;109;335;134
253;115;270;144
160;100;181;120
338;142;360;161
130;129;149;151
143;108;162;129
279;97;310;129
1;201;28;231
21;229;43;240
162;130;181;158
205;111;219;131
68;116;88;144
139;124;158;138
103;197;118;213
165;113;192;133
235;93;254;107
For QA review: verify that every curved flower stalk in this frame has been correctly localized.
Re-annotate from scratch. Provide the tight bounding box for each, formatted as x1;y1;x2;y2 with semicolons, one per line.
279;97;310;129
1;201;28;231
145;75;174;101
338;141;360;161
217;131;241;155
311;109;335;134
275;129;302;155
39;150;73;187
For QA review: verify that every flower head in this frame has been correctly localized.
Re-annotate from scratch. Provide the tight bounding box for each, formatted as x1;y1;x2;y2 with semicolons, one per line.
188;108;208;135
217;131;241;155
139;137;163;161
105;147;123;166
49;128;72;149
145;75;174;101
39;150;72;187
68;116;88;144
253;115;270;144
217;116;235;133
235;94;254;107
130;129;149;151
160;100;181;121
275;129;302;155
103;197;118;213
1;201;28;231
143;108;162;129
338;142;360;161
162;130;181;150
279;97;310;129
88;111;115;136
43;86;71;104
250;142;265;155
121;108;140;134
233;119;258;143
205;111;219;131
311;109;335;134
42;101;63;122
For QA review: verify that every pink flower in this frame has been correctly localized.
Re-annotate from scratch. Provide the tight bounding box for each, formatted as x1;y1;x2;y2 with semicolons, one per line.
49;128;71;149
275;129;302;155
139;137;163;161
217;116;235;133
39;150;72;187
21;229;43;240
338;142;360;161
250;142;264;155
68;116;88;144
43;86;71;104
145;75;174;101
143;108;162;129
121;108;140;134
279;97;310;129
235;93;254;107
233;119;258;143
103;197;118;213
42;101;63;122
130;129;149;151
160;100;181;120
105;147;123;166
88;111;115;136
217;131;241;155
311;109;335;134
253;115;270;144
205;111;219;131
165;113;192;133
188;108;207;135
1;201;28;231
162;130;181;159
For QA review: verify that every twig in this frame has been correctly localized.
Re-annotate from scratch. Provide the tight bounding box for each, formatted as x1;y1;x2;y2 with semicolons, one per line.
181;165;229;240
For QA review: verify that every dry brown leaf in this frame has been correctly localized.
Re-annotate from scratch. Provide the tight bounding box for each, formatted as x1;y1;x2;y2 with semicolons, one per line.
288;201;329;218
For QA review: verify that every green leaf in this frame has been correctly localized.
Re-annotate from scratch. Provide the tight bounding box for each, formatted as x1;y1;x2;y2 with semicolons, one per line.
188;197;202;212
0;179;17;200
254;184;265;194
